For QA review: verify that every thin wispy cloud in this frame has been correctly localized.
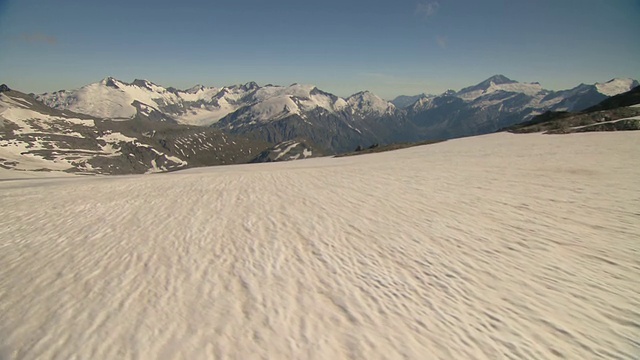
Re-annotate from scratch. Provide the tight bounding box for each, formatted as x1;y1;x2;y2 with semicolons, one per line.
12;32;58;45
415;1;440;19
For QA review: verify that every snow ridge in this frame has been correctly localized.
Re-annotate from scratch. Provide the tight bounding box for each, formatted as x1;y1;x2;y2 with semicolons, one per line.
36;78;398;126
595;78;638;97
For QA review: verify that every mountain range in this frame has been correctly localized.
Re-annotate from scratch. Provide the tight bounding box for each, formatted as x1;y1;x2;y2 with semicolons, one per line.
1;75;637;174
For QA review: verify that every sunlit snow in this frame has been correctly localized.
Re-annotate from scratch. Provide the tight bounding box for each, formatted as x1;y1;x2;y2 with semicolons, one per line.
1;132;638;359
595;78;637;97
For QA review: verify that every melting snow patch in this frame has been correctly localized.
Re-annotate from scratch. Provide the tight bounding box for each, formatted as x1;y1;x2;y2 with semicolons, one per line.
275;142;299;160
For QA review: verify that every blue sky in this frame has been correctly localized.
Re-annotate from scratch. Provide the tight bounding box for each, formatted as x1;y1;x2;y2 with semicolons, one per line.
1;0;638;99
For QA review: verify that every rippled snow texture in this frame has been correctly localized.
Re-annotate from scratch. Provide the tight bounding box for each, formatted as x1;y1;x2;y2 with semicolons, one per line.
1;132;639;359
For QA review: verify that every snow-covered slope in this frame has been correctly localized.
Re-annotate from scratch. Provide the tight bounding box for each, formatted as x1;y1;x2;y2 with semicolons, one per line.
0;88;187;173
457;75;545;101
36;78;396;126
210;85;408;154
391;93;434;109
1;86;274;174
37;77;237;125
595;78;639;96
1;132;638;359
175;83;260;125
346;91;396;115
37;77;182;120
222;84;348;124
406;75;640;140
406;75;638;113
33;75;639;152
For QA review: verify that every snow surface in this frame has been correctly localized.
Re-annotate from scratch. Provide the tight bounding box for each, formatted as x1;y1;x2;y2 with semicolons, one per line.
37;78;183;120
346;91;395;114
595;78;636;96
175;85;220;102
245;96;302;122
227;84;351;124
1;132;639;359
36;79;378;126
176;104;236;126
254;84;347;114
40;80;139;119
457;81;544;101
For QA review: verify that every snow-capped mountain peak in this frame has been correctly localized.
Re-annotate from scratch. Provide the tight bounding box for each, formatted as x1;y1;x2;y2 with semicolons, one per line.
346;91;395;114
239;81;260;92
457;75;543;101
595;78;639;96
185;84;206;94
100;76;123;89
37;77;226;121
130;79;160;90
222;83;351;124
481;74;516;86
459;75;516;94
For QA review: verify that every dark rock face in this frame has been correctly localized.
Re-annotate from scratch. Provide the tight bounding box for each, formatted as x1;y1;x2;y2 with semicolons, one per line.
574;119;640;132
214;106;420;155
131;79;155;90
0;84;10;92
103;77;120;88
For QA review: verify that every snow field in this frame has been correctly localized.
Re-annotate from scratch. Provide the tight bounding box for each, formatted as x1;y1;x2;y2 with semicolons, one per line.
0;132;638;359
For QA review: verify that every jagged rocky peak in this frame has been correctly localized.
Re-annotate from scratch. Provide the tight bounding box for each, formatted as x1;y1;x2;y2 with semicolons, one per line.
185;84;206;94
347;91;395;113
460;74;517;93
484;74;516;85
131;79;157;89
391;94;432;109
241;81;259;91
0;84;10;92
309;86;326;95
101;76;121;88
595;78;640;96
349;90;377;101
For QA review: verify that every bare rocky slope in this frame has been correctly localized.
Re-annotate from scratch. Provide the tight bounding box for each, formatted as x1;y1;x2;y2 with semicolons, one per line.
504;86;640;134
0;86;270;174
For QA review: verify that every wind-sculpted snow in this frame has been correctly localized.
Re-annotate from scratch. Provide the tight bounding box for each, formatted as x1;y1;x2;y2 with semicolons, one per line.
0;133;638;359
